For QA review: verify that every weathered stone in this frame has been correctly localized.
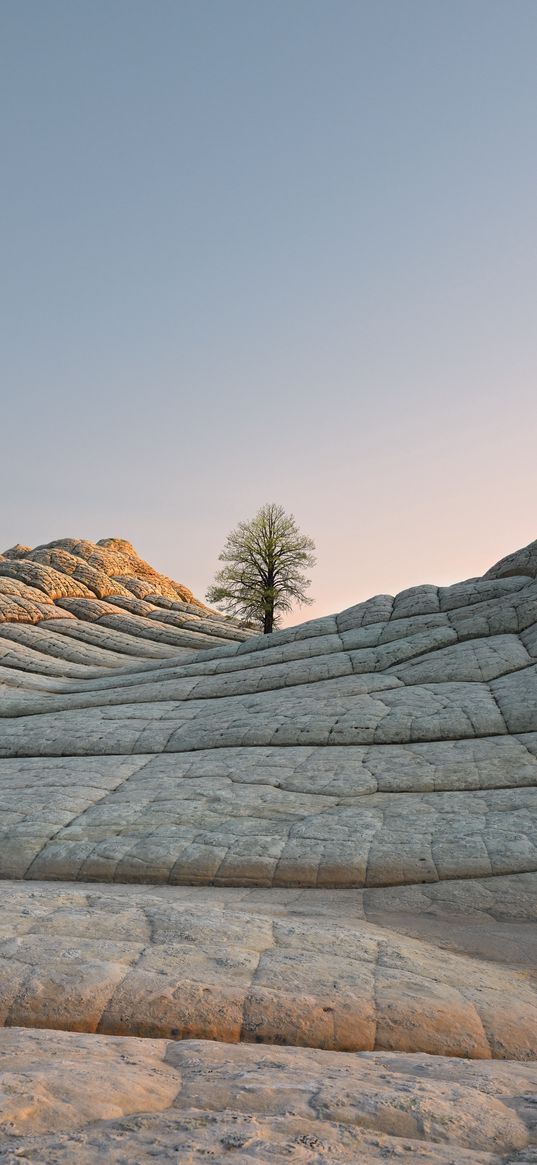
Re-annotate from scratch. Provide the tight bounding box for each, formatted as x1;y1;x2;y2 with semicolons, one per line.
0;1031;537;1162
1;536;537;1161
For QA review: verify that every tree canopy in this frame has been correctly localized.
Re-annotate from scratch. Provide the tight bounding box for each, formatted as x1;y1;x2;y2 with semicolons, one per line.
206;503;316;633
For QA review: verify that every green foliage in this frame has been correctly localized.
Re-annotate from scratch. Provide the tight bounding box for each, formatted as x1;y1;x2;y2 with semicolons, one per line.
206;503;316;633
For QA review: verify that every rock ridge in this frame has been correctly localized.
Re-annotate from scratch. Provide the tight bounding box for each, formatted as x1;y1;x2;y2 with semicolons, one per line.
1;535;537;1161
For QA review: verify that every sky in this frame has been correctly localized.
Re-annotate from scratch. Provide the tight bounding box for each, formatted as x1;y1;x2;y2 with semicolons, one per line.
1;0;536;623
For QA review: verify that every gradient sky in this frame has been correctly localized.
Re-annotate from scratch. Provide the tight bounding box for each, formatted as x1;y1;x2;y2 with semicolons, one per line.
1;0;536;623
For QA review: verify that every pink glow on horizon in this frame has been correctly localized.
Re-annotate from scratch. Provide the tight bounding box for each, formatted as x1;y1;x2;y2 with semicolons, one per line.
1;4;536;606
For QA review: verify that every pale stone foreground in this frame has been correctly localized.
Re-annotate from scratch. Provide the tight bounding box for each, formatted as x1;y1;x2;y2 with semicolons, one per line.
2;1031;537;1165
1;877;536;1058
1;535;537;1162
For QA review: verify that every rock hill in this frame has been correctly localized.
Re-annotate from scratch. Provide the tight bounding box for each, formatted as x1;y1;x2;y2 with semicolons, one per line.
0;536;537;1163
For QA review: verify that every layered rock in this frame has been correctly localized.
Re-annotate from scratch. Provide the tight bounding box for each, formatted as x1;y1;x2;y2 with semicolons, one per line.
0;536;250;650
2;1030;537;1163
1;536;537;1162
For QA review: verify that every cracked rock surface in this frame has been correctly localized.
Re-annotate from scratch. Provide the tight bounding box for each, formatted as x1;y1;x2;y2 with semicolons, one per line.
2;1030;537;1164
1;536;537;1161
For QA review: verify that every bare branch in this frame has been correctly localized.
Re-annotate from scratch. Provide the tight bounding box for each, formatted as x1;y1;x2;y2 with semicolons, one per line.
206;503;316;632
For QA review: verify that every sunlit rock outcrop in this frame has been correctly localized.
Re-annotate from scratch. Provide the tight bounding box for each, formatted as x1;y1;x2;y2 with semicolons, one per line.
0;535;536;1162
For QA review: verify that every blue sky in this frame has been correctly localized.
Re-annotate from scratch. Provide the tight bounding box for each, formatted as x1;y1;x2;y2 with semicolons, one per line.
1;1;536;618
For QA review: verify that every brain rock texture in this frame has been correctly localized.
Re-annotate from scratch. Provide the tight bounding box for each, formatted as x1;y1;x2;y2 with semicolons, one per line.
1;535;537;1163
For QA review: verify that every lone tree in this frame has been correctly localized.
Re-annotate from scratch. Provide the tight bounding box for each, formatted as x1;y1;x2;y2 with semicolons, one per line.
206;503;316;634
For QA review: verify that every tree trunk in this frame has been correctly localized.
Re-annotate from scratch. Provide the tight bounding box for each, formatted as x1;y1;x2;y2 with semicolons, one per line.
263;573;274;634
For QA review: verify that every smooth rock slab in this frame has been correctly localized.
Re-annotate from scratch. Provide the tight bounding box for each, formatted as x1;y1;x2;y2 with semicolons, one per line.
1;879;537;1059
1;540;537;892
1;1030;537;1163
1;745;537;887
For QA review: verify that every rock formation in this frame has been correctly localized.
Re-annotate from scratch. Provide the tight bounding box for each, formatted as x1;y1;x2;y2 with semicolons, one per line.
0;535;536;1162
